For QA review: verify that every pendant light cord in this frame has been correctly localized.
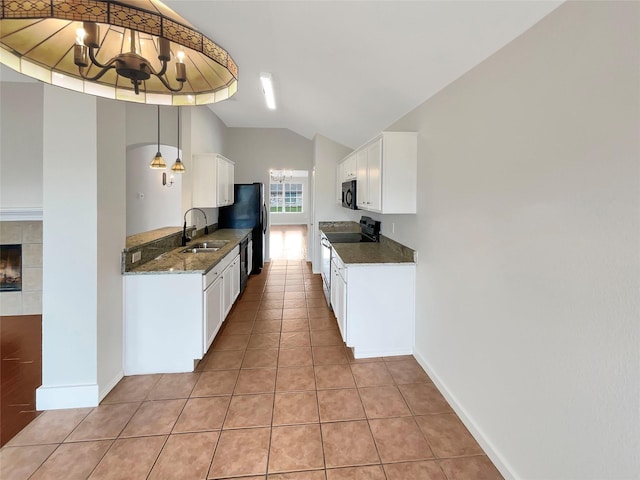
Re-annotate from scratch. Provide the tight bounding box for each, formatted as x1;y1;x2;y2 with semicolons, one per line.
157;105;161;152
177;106;180;153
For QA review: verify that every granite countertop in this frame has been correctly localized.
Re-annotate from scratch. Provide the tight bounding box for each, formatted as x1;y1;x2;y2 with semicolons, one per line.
318;221;415;265
124;229;252;275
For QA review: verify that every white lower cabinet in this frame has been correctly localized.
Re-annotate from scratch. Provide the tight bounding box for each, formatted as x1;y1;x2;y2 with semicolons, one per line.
204;274;223;353
331;254;347;339
332;250;415;358
222;254;240;318
247;240;253;275
124;245;240;375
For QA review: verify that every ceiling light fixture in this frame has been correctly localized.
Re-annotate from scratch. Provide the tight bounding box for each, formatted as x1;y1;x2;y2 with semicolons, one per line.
150;105;166;169
271;169;292;183
171;106;185;173
260;72;276;110
0;0;239;105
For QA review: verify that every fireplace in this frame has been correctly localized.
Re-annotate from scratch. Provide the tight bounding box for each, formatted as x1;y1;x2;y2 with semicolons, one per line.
0;244;22;292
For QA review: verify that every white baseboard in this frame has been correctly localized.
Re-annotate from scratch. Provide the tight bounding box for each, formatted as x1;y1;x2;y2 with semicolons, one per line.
99;371;124;402
413;348;517;480
354;347;413;359
36;383;99;410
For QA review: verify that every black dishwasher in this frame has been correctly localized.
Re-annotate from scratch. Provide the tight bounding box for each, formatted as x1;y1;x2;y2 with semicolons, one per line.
239;237;249;294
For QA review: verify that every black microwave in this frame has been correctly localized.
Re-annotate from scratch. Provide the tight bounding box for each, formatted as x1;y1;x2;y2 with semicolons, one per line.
342;180;357;209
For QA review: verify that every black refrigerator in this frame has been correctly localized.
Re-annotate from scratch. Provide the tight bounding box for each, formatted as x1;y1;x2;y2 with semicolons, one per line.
218;183;266;274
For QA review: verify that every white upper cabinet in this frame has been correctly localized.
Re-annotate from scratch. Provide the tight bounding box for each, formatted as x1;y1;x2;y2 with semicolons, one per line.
216;158;234;206
348;132;417;214
343;154;357;180
192;153;235;208
336;153;358;204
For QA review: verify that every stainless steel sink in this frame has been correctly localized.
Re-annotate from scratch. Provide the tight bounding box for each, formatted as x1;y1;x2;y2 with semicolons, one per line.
181;240;229;253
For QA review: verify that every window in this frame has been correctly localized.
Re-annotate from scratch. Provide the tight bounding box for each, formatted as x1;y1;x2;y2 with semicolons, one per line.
270;182;303;213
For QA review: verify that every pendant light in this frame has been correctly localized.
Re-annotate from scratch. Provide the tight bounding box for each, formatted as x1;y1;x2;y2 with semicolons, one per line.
150;105;167;169
171;107;186;173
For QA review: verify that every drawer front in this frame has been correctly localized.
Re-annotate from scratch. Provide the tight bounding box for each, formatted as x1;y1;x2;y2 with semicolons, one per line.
203;245;240;289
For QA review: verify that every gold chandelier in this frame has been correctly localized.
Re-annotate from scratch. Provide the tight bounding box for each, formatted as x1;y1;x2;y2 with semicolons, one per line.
0;0;238;105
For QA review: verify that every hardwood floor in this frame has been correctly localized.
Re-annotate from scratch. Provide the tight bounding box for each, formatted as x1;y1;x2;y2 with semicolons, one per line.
269;225;308;261
0;315;42;447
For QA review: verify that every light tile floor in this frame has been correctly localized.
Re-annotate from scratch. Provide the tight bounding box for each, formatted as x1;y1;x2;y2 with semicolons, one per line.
0;261;504;479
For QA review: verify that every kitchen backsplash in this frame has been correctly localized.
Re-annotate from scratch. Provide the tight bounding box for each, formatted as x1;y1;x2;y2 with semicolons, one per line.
122;224;216;272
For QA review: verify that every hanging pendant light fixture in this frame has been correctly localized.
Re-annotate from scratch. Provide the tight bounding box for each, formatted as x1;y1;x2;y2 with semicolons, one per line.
171;106;185;173
150;105;166;169
0;0;238;105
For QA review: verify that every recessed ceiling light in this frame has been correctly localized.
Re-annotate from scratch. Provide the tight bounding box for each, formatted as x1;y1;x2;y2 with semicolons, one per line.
260;72;276;110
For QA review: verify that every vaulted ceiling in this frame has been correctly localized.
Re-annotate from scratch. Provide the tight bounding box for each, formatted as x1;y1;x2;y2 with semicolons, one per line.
0;1;563;149
165;1;562;148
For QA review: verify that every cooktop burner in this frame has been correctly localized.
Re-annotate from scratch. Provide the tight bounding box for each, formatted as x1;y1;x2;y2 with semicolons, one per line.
324;217;381;243
323;232;375;243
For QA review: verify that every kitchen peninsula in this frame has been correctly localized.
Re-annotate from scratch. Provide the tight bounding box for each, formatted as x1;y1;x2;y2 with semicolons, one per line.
122;227;252;374
319;221;416;358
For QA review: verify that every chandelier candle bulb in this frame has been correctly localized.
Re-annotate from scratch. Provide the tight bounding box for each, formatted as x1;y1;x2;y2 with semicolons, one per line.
158;37;171;62
176;62;187;83
73;44;88;68
83;22;99;48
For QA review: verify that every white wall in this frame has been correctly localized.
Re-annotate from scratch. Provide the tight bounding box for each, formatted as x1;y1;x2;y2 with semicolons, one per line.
226;128;313;186
378;2;639;478
226;128;313;258
0;83;43;212
38;85;99;408
311;134;356;271
96;98;126;400
126;144;183;236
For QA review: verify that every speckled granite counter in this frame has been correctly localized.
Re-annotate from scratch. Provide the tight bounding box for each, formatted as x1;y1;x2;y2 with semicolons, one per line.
319;221;415;265
124;229;251;275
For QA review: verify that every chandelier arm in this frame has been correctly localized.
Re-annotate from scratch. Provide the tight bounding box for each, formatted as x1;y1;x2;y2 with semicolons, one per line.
154;60;169;78
77;62;118;82
155;74;186;93
88;47;114;70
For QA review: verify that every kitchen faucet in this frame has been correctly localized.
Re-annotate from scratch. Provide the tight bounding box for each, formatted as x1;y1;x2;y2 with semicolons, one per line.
182;208;209;246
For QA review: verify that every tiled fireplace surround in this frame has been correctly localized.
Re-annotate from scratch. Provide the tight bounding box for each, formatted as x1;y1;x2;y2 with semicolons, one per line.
0;221;43;316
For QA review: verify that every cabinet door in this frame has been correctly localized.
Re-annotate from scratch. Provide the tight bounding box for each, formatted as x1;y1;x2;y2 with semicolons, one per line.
336;161;343;204
204;276;223;352
356;149;368;208
222;263;233;318
335;272;346;342
345;154;356;180
366;139;382;211
330;260;339;310
227;162;235;204
247;240;253;276
193;154;218;208
217;159;232;206
222;255;241;318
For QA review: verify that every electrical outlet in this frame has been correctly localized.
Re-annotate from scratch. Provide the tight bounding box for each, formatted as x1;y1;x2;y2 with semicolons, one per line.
392;222;395;234
132;251;142;263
